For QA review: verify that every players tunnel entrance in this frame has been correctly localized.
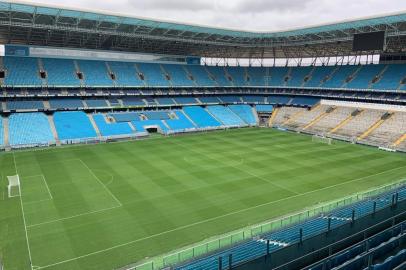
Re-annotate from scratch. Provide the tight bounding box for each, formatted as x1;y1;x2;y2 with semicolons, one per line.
146;127;158;133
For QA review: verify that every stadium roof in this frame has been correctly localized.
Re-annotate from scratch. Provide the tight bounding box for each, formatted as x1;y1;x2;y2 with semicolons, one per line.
0;0;406;58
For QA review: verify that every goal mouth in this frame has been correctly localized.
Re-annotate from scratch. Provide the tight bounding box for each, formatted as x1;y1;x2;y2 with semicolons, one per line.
312;134;333;145
7;175;21;198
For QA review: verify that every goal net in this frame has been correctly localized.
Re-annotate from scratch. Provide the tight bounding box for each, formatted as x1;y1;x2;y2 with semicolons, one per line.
7;175;21;198
312;135;332;145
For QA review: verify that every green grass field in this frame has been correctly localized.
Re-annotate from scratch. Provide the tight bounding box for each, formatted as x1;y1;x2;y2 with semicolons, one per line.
1;128;405;270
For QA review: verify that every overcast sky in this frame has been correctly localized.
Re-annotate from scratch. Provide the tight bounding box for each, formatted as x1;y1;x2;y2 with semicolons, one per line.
22;0;406;32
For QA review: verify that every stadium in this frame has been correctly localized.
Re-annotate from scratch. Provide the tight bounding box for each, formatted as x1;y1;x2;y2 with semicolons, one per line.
0;0;406;269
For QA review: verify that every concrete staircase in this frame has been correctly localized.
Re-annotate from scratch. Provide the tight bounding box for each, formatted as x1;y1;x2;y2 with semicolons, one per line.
73;60;85;87
268;107;279;127
47;114;60;145
393;133;406;147
134;63;147;87
87;114;102;139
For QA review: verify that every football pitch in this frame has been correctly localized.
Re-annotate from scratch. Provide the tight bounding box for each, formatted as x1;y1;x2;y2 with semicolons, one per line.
1;128;405;270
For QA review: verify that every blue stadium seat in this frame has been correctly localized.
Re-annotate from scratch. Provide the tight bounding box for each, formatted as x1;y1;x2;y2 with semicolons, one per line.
165;111;196;132
305;66;336;87
246;67;267;86
228;105;257;125
142;111;171;120
77;60;113;86
4;57;42;86
185;65;217;86
109;113;140;122
121;97;145;106
49;99;84;109
6;100;44;110
323;65;359;88
291;97;320;106
132;120;168;133
227;66;248;86
9;113;54;146
268;67;290;86
218;96;242;103
162;64;195;87
267;95;292;104
286;66;313;87
198;96;221;104
206;105;246;127
42;58;80;87
93;114;134;137
85;99;109;108
183;106;221;128
346;64;385;89
206;66;232;86
372;64;406;90
54;111;97;140
256;105;273;112
173;97;198;105
137;63;169;87
108;61;145;87
242;95;265;103
156;98;176;105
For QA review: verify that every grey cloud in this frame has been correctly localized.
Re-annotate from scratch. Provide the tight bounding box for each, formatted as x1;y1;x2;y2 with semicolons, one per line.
126;0;213;12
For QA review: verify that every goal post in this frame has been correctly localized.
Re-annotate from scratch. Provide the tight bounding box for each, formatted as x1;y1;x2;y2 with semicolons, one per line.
312;134;332;145
7;175;21;198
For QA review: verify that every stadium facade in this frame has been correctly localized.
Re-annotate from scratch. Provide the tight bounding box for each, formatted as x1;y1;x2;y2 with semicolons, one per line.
0;1;406;270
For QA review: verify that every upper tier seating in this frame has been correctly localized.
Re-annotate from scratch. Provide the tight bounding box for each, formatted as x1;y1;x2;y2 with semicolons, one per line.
6;100;44;110
185;65;217;86
246;67;267;86
323;65;359;88
165;111;196;131
372;64;406;90
286;66;313;87
183;106;222;128
54;111;97;140
269;67;289;87
42;58;80;87
137;63;169;87
228;105;257;125
77;60;113;87
85;99;109;108
206;66;232;86
162;64;194;87
267;95;292;104
0;117;3;146
227;67;247;86
93;114;134;137
108;61;144;87
290;96;320;106
9;113;54;146
304;66;336;87
4;57;42;86
255;105;274;112
206;105;246;127
49;98;84;109
346;64;385;89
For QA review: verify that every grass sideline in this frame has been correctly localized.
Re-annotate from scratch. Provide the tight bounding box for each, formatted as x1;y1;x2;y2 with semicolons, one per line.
0;128;405;270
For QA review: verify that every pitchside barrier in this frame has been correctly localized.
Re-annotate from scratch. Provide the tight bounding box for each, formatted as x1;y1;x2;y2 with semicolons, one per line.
121;179;406;270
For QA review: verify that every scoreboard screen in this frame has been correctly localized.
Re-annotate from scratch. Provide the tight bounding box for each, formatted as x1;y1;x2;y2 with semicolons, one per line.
352;31;385;51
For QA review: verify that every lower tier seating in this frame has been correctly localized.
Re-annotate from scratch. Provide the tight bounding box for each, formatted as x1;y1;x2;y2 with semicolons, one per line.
165;111;196;132
228;105;257;125
206;105;246;127
131;120;168;133
54;111;97;141
8;113;54;146
183;106;222;128
93;114;134;137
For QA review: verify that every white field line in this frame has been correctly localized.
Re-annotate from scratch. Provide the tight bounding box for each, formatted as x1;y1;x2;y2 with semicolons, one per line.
34;164;406;270
173;140;300;195
24;174;53;200
27;205;121;228
13;152;34;270
77;159;122;207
